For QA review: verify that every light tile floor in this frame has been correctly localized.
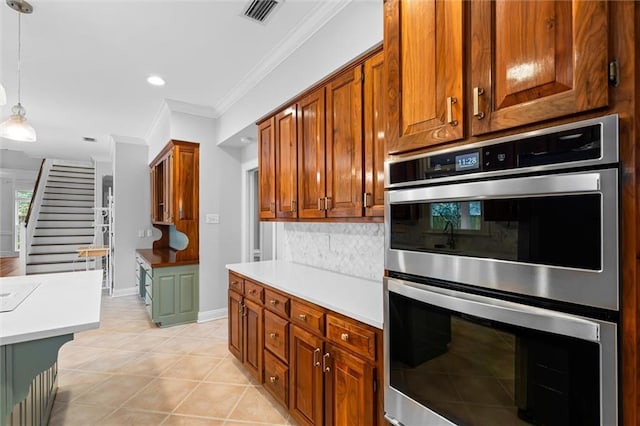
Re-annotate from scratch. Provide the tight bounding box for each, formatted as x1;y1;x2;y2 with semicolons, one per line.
51;295;296;425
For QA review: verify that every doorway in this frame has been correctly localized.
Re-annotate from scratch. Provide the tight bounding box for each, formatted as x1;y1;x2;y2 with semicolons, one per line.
243;163;274;262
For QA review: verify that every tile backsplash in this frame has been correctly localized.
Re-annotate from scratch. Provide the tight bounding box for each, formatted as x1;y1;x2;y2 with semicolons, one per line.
280;222;384;281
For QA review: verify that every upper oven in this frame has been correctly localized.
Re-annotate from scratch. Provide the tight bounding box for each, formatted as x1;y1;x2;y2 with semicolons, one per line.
385;114;619;312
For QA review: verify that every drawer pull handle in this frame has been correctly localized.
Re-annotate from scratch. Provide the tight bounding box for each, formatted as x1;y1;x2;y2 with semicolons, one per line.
231;280;238;286
473;87;485;119
313;348;321;367
269;376;278;384
270;299;278;306
322;353;331;373
298;314;307;321
341;333;349;342
248;289;256;295
270;332;277;339
446;96;458;126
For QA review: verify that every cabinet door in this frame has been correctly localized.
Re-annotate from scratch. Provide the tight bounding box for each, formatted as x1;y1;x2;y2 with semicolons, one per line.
385;0;464;154
324;343;375;426
174;145;198;221
470;0;608;135
163;152;174;223
326;66;363;218
275;106;298;219
258;117;276;219
228;290;243;362
363;51;386;218
156;274;176;321
243;298;263;383
297;88;326;219
290;325;324;426
175;269;197;323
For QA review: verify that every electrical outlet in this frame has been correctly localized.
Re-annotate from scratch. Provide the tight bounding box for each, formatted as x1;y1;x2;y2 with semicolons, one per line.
138;229;144;238
206;214;220;224
146;229;153;237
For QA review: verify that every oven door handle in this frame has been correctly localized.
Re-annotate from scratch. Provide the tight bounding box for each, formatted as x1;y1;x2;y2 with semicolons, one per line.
388;170;609;204
386;277;601;342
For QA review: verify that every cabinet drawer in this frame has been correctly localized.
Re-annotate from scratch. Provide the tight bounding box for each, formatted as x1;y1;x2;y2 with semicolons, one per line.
326;314;376;362
228;273;244;293
245;280;264;304
265;289;290;317
291;300;325;335
263;350;289;408
264;310;289;363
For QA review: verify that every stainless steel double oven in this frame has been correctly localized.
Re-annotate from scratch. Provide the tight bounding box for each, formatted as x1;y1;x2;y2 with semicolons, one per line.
383;115;620;426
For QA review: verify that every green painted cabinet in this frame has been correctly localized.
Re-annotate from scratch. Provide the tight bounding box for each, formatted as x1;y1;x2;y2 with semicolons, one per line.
146;264;199;327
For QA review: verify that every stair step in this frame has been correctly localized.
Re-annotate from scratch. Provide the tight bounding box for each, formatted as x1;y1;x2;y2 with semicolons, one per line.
26;261;95;275
30;243;90;254
38;213;95;221
36;220;94;228
40;205;94;213
46;181;94;189
44;189;94;197
48;176;94;184
51;164;94;171
32;235;94;245
27;252;84;263
42;192;94;200
34;227;93;236
41;199;93;207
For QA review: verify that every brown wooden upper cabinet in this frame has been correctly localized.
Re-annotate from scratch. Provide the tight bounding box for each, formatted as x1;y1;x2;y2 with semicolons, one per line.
385;0;464;155
150;140;199;225
259;48;385;222
149;140;199;259
275;105;298;219
258;117;276;220
470;0;608;135
385;0;608;154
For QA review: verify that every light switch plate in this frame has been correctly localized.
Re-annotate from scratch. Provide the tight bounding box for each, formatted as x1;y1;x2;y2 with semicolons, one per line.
206;214;220;224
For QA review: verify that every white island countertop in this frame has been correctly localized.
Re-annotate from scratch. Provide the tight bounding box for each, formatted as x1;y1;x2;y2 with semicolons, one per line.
226;261;383;329
0;270;103;346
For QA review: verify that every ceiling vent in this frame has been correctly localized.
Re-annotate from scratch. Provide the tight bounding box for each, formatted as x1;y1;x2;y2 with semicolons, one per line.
243;0;280;24
82;136;97;143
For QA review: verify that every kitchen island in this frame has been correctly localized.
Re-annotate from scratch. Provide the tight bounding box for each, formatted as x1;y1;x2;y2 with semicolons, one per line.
0;270;102;425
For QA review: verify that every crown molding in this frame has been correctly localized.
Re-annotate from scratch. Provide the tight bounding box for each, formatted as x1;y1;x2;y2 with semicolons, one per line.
165;98;218;119
111;134;146;145
213;0;352;116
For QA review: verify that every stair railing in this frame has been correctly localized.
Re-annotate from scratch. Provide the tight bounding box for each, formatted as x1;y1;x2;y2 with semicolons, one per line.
20;159;52;273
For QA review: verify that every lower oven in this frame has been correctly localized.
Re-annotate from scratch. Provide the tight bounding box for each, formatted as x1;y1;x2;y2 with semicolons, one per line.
383;114;620;426
383;277;617;426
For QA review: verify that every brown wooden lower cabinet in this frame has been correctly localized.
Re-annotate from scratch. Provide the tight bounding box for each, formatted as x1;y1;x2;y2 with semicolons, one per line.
227;271;383;425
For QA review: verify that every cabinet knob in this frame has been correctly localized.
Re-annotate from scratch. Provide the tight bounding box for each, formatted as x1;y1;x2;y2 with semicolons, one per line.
269;376;278;384
298;314;307;321
270;332;277;340
340;333;349;342
248;289;256;295
270;299;278;306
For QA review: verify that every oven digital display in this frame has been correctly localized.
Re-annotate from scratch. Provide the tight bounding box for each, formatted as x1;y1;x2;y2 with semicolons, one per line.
455;151;480;171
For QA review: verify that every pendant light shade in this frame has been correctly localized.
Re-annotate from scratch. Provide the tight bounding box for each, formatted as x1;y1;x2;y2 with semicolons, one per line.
0;103;36;142
0;0;36;142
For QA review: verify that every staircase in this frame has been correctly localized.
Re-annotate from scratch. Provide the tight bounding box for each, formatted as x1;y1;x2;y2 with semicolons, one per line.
26;162;96;275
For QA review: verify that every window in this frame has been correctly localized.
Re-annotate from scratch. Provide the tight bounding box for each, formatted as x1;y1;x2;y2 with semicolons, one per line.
15;190;33;251
430;201;482;231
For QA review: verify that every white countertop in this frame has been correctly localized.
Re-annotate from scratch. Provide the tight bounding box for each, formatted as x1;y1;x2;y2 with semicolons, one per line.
0;270;103;346
226;261;383;329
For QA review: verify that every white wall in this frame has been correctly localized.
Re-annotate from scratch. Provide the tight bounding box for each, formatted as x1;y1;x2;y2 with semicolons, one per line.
216;0;382;145
113;141;154;294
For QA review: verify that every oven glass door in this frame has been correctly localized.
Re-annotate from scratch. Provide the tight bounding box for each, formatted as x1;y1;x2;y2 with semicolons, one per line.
384;278;618;426
385;169;619;311
390;193;600;270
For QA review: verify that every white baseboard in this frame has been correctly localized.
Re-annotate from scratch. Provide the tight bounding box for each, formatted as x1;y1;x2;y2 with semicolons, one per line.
198;307;227;323
111;287;139;297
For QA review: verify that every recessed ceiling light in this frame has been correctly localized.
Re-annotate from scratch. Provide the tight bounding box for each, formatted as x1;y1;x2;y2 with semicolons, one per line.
147;75;166;86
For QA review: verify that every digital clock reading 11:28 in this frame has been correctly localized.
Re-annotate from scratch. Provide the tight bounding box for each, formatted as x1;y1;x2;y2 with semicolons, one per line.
455;151;480;171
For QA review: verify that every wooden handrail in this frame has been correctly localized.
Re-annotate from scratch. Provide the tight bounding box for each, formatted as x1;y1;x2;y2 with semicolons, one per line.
25;159;45;226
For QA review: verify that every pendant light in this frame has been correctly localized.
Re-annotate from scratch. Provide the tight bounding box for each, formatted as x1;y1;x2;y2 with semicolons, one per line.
0;84;6;105
0;0;36;142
